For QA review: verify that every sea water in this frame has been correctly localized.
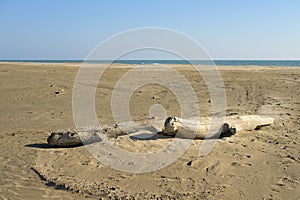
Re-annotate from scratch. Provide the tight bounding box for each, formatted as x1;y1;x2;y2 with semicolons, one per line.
1;60;300;66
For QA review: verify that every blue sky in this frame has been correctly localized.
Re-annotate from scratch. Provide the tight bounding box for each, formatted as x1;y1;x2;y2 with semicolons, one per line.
0;0;299;60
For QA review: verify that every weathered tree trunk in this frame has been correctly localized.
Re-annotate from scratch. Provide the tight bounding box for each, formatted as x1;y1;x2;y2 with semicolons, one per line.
47;115;274;147
160;115;275;139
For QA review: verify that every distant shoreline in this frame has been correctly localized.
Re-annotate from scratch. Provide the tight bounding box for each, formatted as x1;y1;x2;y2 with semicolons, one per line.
0;60;300;66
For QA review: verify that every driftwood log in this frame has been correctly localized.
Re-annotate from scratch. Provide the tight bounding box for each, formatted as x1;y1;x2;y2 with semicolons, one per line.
47;120;160;147
161;115;275;139
47;115;274;147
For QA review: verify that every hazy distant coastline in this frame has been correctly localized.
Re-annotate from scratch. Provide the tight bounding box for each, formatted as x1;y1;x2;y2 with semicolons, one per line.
1;60;300;66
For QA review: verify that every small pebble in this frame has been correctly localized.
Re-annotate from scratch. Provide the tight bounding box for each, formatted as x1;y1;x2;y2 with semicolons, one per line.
55;89;64;95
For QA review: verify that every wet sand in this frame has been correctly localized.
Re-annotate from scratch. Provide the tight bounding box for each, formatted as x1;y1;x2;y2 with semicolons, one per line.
0;62;299;199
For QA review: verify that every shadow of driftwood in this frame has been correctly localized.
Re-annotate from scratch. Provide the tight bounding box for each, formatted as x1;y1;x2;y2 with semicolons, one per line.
129;132;173;140
129;130;236;141
25;143;83;149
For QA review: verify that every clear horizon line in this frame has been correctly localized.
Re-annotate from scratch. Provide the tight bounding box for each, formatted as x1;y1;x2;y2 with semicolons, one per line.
1;59;300;61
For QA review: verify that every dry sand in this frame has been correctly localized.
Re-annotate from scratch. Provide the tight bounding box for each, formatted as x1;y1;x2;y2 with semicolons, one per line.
0;62;299;199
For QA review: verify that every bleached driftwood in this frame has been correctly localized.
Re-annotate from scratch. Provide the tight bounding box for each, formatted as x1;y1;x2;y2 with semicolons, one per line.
47;129;100;147
47;115;274;147
47;119;160;147
160;115;275;139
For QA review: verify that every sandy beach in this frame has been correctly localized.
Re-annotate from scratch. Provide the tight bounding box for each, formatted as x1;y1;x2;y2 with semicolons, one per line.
0;62;299;199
